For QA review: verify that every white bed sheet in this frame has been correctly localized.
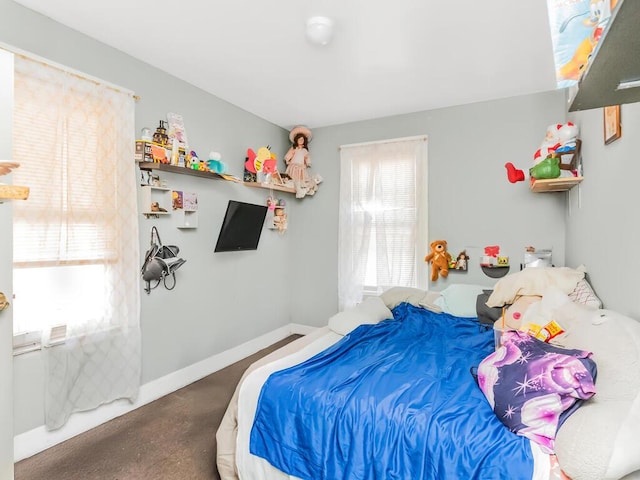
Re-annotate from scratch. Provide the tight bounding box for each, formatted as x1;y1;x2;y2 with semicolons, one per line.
236;328;343;479
234;325;551;480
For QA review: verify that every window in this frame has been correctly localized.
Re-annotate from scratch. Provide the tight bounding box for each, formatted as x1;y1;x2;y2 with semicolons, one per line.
338;136;428;310
11;53;138;350
9;51;142;429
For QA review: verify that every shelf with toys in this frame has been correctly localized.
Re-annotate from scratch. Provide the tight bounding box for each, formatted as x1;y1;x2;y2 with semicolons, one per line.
136;122;321;200
138;159;297;193
140;185;172;218
136;119;236;183
506;123;584;193
243;180;296;194
529;176;584;193
530;138;583;192
0;162;29;202
138;161;229;181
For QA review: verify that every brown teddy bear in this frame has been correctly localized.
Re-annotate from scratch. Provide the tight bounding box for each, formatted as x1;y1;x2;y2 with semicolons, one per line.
424;240;452;281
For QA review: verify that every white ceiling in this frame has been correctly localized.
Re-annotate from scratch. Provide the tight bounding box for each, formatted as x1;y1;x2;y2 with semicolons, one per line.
13;0;560;130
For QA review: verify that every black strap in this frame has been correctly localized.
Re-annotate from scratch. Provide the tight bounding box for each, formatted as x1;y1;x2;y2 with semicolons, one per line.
150;225;162;248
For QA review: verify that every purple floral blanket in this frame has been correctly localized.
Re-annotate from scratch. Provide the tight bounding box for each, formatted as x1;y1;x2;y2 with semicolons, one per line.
477;330;597;453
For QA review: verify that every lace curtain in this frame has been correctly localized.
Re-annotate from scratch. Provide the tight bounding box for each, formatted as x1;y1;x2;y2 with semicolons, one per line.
338;137;427;310
12;53;140;430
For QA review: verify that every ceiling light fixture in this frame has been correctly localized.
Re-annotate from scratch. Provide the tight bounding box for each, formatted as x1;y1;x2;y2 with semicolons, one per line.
306;16;334;46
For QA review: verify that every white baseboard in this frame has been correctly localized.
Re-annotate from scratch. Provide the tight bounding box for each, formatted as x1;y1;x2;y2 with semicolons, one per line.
14;322;316;462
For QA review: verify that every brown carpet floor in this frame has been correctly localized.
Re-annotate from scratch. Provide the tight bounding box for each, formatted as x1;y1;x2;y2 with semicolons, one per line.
15;335;302;480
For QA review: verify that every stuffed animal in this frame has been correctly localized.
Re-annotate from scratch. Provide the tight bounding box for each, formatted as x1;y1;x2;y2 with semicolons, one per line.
424;240;452;281
533;124;562;166
533;122;579;165
530;156;561;180
505;122;579;184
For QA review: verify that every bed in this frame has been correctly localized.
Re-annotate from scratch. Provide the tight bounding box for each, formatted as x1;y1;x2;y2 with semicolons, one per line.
216;267;640;480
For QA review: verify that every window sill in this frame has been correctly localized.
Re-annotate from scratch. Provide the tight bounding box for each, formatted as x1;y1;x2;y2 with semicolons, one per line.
13;325;67;356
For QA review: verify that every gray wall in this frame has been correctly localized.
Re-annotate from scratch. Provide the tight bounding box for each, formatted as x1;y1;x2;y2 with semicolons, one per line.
7;0;630;448
567;101;640;318
1;0;295;435
0;48;15;480
294;90;569;326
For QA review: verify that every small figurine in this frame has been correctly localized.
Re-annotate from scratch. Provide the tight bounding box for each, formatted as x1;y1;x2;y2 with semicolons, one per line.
455;250;469;270
152;120;169;146
284;126;312;194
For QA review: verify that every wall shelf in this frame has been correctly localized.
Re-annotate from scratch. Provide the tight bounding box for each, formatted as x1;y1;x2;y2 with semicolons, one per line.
175;210;198;229
140;185;172;217
481;265;510;279
138;162;226;181
0;184;29;201
243;181;296;194
530;176;583;193
138;162;298;194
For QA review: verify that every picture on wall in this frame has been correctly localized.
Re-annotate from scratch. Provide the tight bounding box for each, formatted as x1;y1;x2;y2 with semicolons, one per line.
604;105;621;145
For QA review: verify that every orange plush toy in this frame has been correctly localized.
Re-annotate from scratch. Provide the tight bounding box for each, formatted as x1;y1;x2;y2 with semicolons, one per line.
424;240;452;281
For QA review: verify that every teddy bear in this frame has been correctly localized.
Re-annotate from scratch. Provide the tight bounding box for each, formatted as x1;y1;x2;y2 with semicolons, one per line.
424;240;452;281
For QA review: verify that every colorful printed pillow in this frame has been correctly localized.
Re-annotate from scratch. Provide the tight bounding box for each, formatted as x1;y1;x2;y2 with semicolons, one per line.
476;330;597;453
568;279;602;308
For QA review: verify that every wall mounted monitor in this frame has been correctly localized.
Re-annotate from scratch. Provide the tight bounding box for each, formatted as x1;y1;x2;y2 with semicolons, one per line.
214;200;268;252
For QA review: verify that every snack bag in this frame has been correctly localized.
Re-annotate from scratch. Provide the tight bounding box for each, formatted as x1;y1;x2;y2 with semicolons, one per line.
527;320;565;342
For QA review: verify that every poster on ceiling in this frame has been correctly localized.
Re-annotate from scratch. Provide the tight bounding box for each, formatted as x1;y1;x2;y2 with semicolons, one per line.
546;0;619;88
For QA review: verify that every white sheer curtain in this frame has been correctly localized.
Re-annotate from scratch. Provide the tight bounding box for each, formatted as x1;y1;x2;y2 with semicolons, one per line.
11;53;141;430
338;137;427;310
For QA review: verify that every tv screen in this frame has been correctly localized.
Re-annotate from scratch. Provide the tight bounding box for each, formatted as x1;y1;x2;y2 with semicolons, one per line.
214;200;268;252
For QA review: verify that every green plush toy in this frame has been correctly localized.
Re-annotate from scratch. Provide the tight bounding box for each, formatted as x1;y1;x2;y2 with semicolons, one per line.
529;156;561;180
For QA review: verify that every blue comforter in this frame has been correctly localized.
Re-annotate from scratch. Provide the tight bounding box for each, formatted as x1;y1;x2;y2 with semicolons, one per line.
250;303;534;480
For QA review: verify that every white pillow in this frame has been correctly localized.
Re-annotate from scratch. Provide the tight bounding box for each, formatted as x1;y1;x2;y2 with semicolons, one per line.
552;302;640;480
486;267;584;308
418;291;444;314
380;287;436;309
328;296;392;336
568;279;602;309
433;284;490;317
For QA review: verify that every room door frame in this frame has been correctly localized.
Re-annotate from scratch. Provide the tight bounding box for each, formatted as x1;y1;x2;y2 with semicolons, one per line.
0;47;15;480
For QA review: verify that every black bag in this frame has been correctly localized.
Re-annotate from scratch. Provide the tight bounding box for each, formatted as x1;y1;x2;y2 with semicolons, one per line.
141;226;186;294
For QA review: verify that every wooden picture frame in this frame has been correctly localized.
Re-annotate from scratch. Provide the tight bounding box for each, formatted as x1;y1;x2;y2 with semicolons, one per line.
604;105;621;145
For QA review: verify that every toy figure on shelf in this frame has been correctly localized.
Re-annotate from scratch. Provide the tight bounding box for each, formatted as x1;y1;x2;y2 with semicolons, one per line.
245;146;282;185
284;126;311;182
266;196;288;234
283;125;323;198
530;156;561;180
207;151;226;174
455;250;469;270
273;204;287;233
505;122;580;184
152;120;169;146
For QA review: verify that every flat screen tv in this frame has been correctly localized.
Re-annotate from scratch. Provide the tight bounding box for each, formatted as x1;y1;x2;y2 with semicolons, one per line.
214;200;268;252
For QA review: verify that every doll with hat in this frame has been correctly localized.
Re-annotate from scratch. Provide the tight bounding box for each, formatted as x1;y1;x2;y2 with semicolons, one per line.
284;126;312;192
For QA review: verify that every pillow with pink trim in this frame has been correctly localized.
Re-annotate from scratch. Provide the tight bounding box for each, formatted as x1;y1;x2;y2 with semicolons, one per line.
476;330;597;453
